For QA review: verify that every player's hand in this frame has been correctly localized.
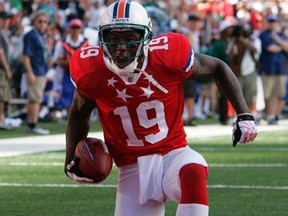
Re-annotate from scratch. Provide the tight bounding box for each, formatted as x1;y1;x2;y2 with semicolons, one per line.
65;158;94;183
232;114;257;147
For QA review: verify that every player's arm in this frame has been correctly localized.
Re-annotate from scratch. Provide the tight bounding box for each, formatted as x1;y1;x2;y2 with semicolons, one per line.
190;53;248;114
190;53;257;146
65;89;96;165
65;89;96;181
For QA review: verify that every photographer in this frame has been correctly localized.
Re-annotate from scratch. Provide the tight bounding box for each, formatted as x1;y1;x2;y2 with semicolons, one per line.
229;23;261;118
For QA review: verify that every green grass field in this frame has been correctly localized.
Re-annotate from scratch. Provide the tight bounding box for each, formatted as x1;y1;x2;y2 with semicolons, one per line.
0;127;287;215
0;120;103;139
0;116;220;139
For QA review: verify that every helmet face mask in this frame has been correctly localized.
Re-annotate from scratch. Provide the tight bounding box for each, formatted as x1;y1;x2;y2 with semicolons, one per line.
100;28;146;62
98;0;152;75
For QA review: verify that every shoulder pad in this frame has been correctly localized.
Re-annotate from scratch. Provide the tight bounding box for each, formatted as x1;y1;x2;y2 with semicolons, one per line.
70;45;103;86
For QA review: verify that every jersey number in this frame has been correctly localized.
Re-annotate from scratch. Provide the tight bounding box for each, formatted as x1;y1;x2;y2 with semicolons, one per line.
149;36;169;51
114;100;168;146
80;43;170;147
80;46;99;58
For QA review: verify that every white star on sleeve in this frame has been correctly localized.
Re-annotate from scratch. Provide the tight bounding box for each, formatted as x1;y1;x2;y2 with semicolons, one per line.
116;88;133;102
140;85;154;98
107;77;117;87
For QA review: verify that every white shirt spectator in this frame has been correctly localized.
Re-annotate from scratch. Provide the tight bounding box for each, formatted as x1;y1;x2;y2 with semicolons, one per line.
240;34;261;76
85;0;106;29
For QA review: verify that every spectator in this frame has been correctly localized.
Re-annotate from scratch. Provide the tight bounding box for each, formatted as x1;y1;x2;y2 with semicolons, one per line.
182;13;201;126
9;9;25;98
198;32;219;118
282;25;288;116
37;0;55;24
229;23;261;119
22;10;50;134
206;19;235;125
83;0;106;30
0;11;13;130
258;15;288;125
53;18;89;117
38;21;59;121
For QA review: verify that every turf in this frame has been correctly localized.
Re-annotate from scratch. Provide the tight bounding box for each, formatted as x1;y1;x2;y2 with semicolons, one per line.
0;131;287;215
0;116;220;139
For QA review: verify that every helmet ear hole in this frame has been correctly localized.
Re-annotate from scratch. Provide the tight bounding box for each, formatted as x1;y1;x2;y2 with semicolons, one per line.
148;32;153;40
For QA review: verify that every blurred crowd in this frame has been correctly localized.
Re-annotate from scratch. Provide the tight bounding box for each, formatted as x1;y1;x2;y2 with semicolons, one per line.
0;0;288;132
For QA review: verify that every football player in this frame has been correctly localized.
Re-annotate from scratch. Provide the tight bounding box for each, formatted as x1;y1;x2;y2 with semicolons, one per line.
65;1;257;216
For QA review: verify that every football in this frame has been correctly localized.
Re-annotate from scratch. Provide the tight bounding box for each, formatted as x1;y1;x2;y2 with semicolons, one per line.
75;137;113;183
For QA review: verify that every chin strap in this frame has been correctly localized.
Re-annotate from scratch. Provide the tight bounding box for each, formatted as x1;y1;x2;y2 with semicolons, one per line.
111;58;138;76
103;56;136;76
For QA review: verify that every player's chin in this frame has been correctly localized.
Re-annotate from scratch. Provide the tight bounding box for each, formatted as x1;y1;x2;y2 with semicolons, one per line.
114;59;132;68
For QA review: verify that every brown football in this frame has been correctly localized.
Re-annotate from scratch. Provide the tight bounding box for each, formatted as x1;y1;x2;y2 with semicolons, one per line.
75;137;113;183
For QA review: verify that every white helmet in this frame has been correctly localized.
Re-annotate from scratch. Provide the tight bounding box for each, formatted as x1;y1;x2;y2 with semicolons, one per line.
98;0;152;75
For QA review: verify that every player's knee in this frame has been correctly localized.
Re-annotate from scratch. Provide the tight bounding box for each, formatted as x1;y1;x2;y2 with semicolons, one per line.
180;163;209;182
179;163;209;205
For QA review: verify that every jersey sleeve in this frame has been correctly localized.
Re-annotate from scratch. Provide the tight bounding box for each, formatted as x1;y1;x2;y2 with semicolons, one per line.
69;45;104;100
150;33;195;79
69;47;87;89
176;34;195;74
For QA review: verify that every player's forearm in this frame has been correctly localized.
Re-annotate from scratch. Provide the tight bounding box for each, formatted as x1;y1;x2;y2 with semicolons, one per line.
65;91;96;165
65;107;91;161
214;62;250;115
189;54;250;114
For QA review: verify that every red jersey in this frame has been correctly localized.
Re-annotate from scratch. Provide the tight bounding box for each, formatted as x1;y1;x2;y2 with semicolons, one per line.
70;33;195;166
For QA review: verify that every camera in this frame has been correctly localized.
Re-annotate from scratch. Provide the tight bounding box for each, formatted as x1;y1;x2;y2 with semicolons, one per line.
232;23;254;38
232;25;244;38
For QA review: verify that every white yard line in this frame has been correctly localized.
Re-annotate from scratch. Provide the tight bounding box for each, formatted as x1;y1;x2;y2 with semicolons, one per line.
208;185;288;190
0;120;287;157
0;162;287;168
0;182;287;190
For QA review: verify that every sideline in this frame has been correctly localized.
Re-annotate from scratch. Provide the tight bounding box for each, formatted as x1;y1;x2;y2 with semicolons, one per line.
0;120;287;157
